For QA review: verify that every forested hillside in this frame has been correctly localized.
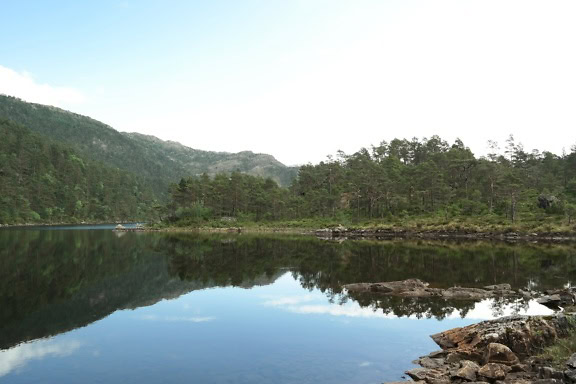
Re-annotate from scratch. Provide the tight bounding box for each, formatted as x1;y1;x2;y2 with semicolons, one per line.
0;120;155;224
167;136;576;230
0;95;297;194
124;132;297;187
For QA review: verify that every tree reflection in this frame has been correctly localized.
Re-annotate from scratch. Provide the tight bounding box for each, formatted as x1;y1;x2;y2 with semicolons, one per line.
0;230;575;350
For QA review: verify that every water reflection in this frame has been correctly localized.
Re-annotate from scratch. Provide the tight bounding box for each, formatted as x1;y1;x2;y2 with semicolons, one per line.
262;282;553;321
0;230;575;351
0;340;82;378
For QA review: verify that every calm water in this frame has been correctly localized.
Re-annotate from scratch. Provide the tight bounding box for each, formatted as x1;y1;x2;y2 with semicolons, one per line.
1;228;574;383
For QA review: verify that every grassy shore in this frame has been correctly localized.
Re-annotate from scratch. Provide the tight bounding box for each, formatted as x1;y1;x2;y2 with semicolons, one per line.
149;214;576;238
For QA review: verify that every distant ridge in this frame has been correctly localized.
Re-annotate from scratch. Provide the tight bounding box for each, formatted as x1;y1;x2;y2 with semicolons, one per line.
0;95;298;196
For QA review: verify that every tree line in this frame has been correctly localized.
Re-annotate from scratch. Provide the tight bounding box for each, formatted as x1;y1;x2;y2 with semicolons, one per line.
166;135;576;226
0;120;157;224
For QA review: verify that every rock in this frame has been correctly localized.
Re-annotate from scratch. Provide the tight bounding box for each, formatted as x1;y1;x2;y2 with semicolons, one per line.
538;366;565;380
484;284;512;291
428;350;450;359
567;353;576;369
483;343;520;365
417;357;447;369
510;364;530;373
478;363;511;381
441;287;495;300
533;380;563;384
446;352;469;364
564;369;576;382
405;367;449;382
537;291;576;309
454;360;480;381
381;382;416;384
344;278;430;294
430;315;569;359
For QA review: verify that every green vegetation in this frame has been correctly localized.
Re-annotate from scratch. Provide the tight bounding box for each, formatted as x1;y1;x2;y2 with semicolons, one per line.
0;95;297;198
0;119;156;224
165;136;576;233
538;316;576;367
1;94;575;232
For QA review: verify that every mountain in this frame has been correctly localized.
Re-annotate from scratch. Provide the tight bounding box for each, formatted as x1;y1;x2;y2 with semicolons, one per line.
123;132;297;187
0;95;298;197
0;119;155;224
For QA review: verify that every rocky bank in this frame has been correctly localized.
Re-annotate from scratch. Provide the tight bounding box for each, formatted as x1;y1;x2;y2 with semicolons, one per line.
386;313;576;384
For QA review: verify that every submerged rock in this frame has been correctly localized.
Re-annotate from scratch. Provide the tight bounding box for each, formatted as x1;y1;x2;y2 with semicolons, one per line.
343;279;520;300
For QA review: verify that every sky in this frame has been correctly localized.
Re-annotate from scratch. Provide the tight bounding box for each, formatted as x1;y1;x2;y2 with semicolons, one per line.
1;0;575;165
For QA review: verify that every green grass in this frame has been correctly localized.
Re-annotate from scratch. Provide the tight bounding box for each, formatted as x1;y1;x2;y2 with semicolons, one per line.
153;214;576;236
538;323;576;368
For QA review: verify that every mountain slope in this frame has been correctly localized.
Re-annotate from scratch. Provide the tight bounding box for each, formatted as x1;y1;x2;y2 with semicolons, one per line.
124;132;297;187
0;95;297;193
0;119;155;224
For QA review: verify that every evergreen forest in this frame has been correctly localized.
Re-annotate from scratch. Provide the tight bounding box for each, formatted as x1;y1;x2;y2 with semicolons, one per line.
166;136;576;231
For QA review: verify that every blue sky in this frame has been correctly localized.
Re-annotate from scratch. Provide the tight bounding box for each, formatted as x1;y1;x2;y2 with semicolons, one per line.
1;1;576;165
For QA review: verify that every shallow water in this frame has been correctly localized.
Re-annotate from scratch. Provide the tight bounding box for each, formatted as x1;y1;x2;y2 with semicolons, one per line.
0;228;572;383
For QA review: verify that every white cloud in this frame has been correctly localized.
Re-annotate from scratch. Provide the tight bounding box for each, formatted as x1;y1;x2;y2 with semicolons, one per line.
0;339;82;378
0;65;85;108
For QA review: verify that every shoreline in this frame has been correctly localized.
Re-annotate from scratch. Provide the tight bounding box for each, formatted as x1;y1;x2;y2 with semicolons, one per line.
3;221;575;242
343;279;576;383
393;313;576;384
118;225;576;242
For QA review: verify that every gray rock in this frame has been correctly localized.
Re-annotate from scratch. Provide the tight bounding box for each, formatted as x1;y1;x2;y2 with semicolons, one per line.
567;353;576;369
534;380;564;384
405;367;447;382
417;357;446;369
565;369;576;382
537;294;562;307
539;366;565;380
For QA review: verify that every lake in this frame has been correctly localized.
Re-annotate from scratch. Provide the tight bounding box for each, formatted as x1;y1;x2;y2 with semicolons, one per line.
1;227;573;383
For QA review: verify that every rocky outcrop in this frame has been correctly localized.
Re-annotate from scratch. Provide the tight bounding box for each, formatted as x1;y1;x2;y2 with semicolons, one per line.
537;289;576;310
387;314;576;384
343;279;520;300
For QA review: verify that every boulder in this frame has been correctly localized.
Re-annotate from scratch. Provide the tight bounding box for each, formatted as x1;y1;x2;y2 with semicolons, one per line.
454;360;480;381
538;366;565;380
483;343;520;365
567;353;576;369
478;363;511;381
564;369;576;382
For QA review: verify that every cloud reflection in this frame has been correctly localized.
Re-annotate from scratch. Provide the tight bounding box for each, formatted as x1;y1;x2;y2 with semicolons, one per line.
263;295;554;321
0;339;82;377
138;315;215;323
